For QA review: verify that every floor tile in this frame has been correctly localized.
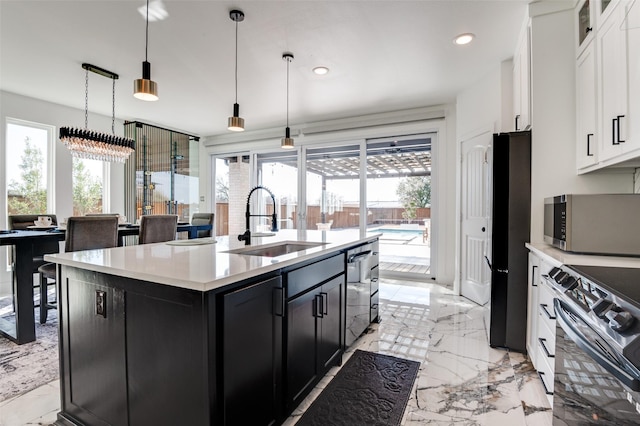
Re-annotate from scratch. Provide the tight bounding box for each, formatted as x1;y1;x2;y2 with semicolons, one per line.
1;279;551;426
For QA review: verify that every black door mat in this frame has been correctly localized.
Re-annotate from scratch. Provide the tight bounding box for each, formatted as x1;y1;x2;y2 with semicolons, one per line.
295;349;420;426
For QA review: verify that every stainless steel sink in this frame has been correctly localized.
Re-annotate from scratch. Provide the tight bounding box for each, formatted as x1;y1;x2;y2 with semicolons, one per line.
226;241;326;257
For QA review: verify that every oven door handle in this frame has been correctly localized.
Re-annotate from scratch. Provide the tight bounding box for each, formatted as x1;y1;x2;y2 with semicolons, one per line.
554;298;640;391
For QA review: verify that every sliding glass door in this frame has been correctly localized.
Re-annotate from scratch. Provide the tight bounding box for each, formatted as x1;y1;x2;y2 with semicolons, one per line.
211;132;435;280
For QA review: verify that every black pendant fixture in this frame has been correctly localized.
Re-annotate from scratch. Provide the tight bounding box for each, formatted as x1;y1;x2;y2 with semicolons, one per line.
228;9;245;131
134;0;159;101
281;53;294;149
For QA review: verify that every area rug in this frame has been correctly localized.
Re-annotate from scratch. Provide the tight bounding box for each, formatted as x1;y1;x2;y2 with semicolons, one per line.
0;307;59;402
296;349;420;426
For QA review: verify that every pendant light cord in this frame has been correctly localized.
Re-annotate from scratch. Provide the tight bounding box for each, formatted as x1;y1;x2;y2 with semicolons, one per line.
112;77;116;134
84;68;89;129
286;56;290;127
144;0;149;61
234;19;238;104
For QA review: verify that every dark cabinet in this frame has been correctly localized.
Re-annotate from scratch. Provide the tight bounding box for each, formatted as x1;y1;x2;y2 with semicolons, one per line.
57;267;208;426
221;275;283;426
286;274;343;409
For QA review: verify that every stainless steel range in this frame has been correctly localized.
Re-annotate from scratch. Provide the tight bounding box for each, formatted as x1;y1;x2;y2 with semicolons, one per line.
547;264;640;425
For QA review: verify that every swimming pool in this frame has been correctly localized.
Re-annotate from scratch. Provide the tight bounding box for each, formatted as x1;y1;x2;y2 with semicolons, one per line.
367;227;424;241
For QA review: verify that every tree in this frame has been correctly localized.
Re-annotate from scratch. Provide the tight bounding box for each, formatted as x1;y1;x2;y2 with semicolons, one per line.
216;175;229;202
7;138;47;214
396;176;431;222
73;159;103;215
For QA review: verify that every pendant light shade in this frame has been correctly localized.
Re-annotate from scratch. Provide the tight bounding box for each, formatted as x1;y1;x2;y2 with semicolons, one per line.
281;53;294;149
134;0;159;101
228;10;245;131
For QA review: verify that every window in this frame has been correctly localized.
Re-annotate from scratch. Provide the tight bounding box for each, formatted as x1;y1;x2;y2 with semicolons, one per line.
72;158;105;215
5;118;55;215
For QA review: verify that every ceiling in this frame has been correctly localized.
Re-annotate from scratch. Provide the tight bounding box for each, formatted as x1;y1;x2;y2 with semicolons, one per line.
0;1;529;138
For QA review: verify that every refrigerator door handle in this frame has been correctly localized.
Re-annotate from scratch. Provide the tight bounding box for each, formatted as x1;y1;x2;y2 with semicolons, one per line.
484;255;492;271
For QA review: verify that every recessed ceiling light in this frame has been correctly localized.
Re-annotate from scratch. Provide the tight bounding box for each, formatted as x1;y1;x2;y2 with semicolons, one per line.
313;66;330;75
138;0;168;22
453;33;475;45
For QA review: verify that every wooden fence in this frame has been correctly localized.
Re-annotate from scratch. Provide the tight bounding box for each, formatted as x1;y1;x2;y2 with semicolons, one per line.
213;203;430;235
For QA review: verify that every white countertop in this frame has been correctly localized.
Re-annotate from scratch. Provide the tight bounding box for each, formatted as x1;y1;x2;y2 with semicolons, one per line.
44;229;380;292
526;242;640;268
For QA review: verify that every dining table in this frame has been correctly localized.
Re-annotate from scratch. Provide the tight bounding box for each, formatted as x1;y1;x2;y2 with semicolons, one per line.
0;222;213;344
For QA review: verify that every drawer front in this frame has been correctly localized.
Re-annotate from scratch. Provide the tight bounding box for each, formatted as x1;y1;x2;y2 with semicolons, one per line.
537;315;556;360
536;343;555;396
287;253;344;298
538;280;558;332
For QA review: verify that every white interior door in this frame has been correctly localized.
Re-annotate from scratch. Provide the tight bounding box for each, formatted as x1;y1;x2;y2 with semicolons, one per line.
460;132;492;305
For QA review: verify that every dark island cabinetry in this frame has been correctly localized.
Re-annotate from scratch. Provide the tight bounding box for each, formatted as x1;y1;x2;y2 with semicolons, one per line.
285;254;345;410
57;268;209;426
52;238;376;426
221;275;283;425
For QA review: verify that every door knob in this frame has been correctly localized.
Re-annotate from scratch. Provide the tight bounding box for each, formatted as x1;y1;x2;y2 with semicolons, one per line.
481;227;486;232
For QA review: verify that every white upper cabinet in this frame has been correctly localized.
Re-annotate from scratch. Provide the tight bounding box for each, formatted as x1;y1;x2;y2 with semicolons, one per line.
598;2;628;161
575;0;640;173
513;24;531;132
576;42;598;169
626;0;640;155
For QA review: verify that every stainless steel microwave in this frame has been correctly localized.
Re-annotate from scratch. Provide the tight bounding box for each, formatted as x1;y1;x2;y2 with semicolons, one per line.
544;194;640;256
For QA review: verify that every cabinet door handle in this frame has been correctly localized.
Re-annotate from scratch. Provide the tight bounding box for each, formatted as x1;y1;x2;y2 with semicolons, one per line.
538;371;554;395
586;133;593;156
540;303;557;320
315;295;324;318
617;115;625;143
612;117;619;145
538;337;554;358
531;265;538;287
515;114;520;131
273;287;284;317
585;27;593;34
320;292;328;315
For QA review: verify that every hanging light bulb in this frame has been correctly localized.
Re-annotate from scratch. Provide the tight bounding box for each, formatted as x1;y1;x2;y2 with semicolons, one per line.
134;0;159;101
281;53;294;149
228;10;245;131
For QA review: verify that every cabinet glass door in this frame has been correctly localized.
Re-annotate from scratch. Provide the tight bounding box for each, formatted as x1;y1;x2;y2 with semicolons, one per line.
578;0;592;46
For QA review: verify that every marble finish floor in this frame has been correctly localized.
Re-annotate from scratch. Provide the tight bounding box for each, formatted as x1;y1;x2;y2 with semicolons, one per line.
0;279;551;426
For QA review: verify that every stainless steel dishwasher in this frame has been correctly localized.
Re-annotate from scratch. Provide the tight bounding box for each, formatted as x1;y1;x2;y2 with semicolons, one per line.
345;242;374;347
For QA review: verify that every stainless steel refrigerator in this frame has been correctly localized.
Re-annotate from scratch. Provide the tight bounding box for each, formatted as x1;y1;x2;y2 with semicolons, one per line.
488;130;531;352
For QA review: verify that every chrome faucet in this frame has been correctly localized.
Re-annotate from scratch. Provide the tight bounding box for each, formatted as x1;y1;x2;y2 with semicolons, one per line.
238;185;279;245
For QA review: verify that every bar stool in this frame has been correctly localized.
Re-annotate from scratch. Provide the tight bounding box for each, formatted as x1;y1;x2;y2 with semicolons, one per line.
138;214;178;244
37;216;119;323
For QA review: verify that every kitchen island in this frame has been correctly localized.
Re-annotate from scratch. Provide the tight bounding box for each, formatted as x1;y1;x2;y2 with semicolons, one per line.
45;229;379;426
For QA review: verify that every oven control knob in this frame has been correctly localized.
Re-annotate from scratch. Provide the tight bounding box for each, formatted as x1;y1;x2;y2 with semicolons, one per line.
605;309;635;332
591;299;615;319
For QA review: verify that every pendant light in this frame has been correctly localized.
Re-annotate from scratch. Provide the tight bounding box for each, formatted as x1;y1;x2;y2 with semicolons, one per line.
60;63;135;163
228;9;245;131
281;53;294;149
134;0;159;101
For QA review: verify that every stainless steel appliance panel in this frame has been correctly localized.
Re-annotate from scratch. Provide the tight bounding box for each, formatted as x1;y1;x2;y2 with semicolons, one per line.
544;194;640;256
553;299;640;425
345;243;373;347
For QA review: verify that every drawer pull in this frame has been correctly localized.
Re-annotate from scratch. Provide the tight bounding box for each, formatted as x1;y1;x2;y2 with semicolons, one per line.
540;303;556;320
538;337;554;358
538;371;554;395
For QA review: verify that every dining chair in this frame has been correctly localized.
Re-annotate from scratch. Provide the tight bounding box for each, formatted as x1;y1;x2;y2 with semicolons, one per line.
191;213;214;238
138;214;178;244
37;216;119;323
